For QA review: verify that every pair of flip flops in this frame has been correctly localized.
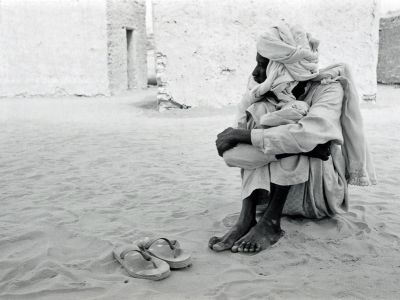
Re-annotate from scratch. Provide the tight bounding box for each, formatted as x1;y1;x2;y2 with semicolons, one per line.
113;237;192;281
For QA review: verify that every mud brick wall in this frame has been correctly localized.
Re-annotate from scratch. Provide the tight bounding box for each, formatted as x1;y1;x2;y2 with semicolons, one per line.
0;0;147;97
0;0;109;97
152;0;380;108
377;15;400;84
107;0;147;94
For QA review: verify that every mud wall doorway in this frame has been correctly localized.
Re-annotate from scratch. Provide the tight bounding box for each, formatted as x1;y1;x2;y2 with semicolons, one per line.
126;28;136;89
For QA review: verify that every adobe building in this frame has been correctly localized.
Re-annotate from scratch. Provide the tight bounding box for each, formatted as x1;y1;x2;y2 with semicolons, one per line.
0;0;147;97
152;0;380;109
377;14;400;84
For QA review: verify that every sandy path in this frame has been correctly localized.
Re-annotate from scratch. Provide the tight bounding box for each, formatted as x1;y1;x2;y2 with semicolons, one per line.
1;86;400;299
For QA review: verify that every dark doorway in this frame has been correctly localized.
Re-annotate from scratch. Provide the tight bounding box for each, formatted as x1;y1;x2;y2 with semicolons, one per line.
126;29;136;89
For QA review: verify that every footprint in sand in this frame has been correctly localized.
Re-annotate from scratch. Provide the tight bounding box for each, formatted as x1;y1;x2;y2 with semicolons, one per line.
222;213;239;228
352;205;366;212
207;278;273;299
171;211;188;218
336;214;371;234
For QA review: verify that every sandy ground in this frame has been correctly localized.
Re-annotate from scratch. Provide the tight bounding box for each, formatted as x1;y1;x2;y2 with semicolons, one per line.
1;86;400;300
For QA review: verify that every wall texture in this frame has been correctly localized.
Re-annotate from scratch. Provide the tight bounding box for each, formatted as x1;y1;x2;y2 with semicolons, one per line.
107;0;147;93
377;15;400;84
0;0;109;97
153;0;380;107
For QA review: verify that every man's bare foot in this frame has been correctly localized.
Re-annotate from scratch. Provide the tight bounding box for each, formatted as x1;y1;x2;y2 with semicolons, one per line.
209;220;256;252
209;190;264;252
231;219;284;253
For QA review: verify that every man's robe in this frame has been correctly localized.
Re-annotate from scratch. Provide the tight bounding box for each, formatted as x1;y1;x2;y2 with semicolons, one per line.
224;81;347;218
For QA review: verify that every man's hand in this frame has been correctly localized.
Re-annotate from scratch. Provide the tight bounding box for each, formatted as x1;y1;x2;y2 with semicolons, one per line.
216;127;237;157
304;141;331;160
276;141;331;161
216;127;252;157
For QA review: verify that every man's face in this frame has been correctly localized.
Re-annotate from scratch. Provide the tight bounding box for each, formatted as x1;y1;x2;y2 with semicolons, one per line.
252;53;270;84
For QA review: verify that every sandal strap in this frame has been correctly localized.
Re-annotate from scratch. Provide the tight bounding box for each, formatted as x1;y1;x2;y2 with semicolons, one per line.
138;237;178;251
120;248;152;261
120;248;158;268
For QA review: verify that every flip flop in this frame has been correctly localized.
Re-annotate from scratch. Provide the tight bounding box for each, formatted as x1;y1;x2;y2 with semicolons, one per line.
113;245;171;281
137;237;192;269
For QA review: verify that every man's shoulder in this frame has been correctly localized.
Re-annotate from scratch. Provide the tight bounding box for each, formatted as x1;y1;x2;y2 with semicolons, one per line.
310;80;344;97
308;80;344;106
312;80;343;92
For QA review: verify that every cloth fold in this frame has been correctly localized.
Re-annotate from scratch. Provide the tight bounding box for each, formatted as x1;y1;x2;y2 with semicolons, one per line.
259;100;309;127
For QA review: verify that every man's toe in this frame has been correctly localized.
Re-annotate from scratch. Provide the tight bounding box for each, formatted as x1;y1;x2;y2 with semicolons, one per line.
244;242;252;252
238;241;247;252
208;236;220;249
231;242;240;253
255;243;262;252
249;244;256;252
212;241;229;252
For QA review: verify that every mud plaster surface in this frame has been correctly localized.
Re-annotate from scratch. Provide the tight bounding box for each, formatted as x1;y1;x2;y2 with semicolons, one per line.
0;0;147;97
153;0;380;107
0;0;109;97
107;0;147;93
377;14;400;84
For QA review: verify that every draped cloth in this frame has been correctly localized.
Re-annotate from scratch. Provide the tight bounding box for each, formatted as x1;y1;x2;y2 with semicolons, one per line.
236;23;319;125
235;23;376;186
312;64;376;185
259;100;309;127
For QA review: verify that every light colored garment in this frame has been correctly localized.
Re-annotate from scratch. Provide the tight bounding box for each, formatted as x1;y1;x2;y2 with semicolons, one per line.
259;100;309;127
312;64;376;185
236;23;376;186
225;81;348;218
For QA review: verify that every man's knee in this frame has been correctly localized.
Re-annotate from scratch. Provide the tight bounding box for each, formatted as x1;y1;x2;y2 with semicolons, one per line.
223;148;238;167
222;145;272;169
223;147;253;169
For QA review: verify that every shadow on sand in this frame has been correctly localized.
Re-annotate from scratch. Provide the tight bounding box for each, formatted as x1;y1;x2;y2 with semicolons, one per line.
131;94;158;110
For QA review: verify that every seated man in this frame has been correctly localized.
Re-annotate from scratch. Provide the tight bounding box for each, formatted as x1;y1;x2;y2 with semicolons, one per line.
209;23;376;254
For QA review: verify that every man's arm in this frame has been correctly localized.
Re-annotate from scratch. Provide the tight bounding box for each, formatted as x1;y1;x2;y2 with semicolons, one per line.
216;128;332;160
216;128;251;157
216;82;343;157
251;82;343;155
